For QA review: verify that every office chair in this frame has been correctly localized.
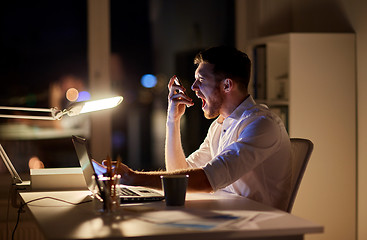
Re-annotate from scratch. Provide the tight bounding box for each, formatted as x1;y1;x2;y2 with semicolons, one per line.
286;138;314;213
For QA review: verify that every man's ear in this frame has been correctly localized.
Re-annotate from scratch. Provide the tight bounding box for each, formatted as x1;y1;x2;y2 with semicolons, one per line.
223;78;233;93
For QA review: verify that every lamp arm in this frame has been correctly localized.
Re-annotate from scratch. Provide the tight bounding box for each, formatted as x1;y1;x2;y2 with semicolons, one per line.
0;106;53;112
0;106;62;120
50;108;66;120
0;96;123;120
0;114;56;120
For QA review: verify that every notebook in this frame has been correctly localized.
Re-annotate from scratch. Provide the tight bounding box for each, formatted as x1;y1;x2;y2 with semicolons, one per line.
72;135;164;203
0;144;30;190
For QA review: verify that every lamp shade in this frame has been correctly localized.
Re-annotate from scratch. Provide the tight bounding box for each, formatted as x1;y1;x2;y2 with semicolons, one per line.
68;96;123;116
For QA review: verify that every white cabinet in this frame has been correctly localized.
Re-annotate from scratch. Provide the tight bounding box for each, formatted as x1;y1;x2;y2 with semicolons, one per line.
246;33;356;240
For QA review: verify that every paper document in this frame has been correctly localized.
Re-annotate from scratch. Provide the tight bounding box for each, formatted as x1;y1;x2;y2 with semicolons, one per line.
133;209;284;230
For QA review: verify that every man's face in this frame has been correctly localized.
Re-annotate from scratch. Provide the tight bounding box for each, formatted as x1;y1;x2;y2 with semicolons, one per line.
192;63;223;119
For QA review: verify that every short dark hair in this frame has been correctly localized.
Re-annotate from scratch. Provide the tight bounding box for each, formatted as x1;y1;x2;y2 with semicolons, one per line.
194;46;251;89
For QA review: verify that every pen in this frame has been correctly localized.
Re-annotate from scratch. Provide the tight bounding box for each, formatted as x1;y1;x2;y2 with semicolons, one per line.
93;173;106;207
106;155;112;178
115;155;122;175
112;156;122;197
93;173;103;193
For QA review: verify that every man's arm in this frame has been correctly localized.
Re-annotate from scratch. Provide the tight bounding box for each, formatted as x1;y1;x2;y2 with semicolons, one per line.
116;161;212;192
165;76;193;170
165;120;188;170
95;156;213;192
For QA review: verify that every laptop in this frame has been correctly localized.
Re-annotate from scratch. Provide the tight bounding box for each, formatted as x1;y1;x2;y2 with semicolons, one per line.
72;135;164;204
0;144;30;190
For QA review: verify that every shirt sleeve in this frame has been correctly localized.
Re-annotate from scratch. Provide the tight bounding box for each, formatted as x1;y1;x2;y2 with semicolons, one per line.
185;121;219;168
203;115;283;191
186;134;212;168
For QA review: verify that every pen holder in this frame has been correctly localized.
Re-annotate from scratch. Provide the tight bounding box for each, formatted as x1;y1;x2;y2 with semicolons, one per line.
92;174;121;214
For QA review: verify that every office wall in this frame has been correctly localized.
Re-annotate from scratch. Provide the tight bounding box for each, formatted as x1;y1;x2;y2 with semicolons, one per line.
236;0;367;240
340;2;367;240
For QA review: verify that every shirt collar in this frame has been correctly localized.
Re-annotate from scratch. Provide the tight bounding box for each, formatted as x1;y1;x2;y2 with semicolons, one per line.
217;95;256;123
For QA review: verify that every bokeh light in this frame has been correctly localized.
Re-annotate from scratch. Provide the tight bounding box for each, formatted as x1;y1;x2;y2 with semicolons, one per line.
77;91;91;102
141;74;157;88
66;88;79;102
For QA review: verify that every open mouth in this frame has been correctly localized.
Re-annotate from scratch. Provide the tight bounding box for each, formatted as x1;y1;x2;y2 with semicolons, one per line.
197;95;206;109
195;91;206;109
201;98;206;109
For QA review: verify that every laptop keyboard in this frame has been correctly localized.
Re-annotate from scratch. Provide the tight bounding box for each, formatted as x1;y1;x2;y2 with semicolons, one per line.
120;187;139;196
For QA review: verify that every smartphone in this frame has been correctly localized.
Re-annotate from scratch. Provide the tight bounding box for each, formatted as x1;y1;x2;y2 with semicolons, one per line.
173;76;191;107
173;76;185;95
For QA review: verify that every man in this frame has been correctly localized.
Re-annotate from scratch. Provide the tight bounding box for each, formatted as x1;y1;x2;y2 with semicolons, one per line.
101;46;292;210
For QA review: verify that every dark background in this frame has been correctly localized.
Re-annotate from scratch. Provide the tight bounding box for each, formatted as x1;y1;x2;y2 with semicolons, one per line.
0;0;235;173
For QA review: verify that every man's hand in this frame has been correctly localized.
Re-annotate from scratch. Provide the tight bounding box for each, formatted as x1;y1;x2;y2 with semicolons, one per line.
93;158;136;186
167;75;194;123
110;160;136;185
92;160;107;176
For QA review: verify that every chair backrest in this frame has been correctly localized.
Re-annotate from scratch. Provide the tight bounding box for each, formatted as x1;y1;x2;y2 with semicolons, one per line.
286;138;314;213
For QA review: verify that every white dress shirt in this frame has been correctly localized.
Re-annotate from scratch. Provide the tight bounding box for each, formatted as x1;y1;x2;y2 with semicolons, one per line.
186;95;291;210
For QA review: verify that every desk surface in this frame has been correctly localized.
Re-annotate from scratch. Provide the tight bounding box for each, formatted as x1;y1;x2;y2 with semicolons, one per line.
20;190;323;240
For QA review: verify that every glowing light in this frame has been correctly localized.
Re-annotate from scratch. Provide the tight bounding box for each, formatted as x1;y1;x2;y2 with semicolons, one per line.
141;74;157;88
77;91;91;102
66;88;79;102
79;96;123;114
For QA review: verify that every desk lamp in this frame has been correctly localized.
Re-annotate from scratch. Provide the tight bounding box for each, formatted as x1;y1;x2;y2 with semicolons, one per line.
0;96;123;120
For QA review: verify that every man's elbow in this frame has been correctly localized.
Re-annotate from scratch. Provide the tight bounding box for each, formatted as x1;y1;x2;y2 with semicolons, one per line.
187;169;213;192
187;184;212;192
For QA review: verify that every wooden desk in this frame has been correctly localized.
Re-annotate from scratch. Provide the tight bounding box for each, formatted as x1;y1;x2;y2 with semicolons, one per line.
19;190;323;240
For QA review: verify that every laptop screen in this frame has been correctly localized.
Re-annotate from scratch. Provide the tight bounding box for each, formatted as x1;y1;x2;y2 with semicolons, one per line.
72;135;97;192
72;135;165;203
